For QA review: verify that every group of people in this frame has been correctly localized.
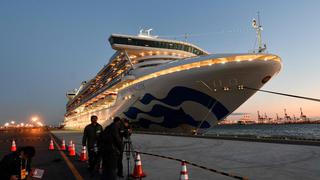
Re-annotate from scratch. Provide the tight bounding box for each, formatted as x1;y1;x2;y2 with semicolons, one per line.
0;115;130;180
82;115;132;180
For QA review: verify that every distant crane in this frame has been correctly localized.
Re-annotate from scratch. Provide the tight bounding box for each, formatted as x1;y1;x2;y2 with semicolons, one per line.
300;107;307;121
257;111;264;123
284;108;291;121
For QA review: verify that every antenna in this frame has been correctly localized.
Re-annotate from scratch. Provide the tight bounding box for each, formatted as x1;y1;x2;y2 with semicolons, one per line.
184;33;188;42
146;28;153;36
252;11;267;53
138;28;158;38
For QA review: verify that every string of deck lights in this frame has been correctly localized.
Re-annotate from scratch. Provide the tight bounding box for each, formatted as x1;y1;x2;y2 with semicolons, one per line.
65;54;280;121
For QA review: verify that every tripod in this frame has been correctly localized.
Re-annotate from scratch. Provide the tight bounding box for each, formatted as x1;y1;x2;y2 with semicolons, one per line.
124;137;136;180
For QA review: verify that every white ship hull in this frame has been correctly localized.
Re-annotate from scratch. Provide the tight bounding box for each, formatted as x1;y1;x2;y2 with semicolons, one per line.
64;53;281;133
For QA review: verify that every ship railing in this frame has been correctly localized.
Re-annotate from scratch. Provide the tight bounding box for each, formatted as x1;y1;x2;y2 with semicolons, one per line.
67;58;130;107
68;69;130;112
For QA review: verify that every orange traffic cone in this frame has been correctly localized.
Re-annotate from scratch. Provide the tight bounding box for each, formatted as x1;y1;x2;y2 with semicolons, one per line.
131;152;146;178
60;139;66;151
11;140;17;152
80;146;87;161
49;139;54;150
179;161;189;180
68;140;73;153
69;143;76;156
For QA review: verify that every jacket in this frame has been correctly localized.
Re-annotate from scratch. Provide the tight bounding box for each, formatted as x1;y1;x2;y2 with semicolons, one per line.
82;123;103;149
0;152;31;180
99;122;123;158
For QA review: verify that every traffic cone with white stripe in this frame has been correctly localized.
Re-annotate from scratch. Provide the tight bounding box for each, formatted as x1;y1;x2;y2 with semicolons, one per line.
11;140;17;152
69;143;76;156
60;139;66;151
68;140;73;153
131;152;146;178
179;161;189;180
49;139;54;150
80;146;87;161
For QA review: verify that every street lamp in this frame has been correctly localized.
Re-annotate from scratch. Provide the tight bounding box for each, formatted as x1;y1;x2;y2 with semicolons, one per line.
31;117;38;122
10;121;15;124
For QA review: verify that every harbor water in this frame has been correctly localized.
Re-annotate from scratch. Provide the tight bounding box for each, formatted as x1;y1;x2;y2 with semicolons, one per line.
208;124;320;139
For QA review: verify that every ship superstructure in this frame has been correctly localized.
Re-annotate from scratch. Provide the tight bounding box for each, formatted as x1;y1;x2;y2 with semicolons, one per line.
64;28;281;134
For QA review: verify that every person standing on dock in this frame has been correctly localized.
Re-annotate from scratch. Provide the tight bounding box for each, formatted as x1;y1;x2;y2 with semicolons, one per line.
100;117;123;180
82;115;103;176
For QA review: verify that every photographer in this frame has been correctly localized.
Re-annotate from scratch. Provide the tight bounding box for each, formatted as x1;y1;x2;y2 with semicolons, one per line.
100;117;124;180
117;118;132;178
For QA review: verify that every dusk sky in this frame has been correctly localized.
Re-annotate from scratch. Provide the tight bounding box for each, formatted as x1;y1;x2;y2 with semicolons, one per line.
1;1;320;125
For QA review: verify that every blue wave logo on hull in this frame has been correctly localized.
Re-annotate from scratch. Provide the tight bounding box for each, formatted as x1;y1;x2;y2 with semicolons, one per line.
124;86;229;129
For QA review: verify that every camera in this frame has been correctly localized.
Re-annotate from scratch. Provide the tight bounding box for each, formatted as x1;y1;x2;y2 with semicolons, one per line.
120;119;132;139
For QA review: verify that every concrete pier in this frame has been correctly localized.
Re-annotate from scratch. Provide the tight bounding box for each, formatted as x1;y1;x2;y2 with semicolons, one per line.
52;130;320;180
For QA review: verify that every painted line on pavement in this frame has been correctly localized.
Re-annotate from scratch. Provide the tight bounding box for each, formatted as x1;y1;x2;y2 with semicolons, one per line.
49;134;84;180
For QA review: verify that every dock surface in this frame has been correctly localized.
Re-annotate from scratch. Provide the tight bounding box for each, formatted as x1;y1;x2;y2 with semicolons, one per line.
1;128;319;180
52;130;320;180
0;128;79;179
0;128;100;180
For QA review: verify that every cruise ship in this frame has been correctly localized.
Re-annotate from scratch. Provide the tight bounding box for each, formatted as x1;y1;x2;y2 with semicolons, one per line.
64;27;282;134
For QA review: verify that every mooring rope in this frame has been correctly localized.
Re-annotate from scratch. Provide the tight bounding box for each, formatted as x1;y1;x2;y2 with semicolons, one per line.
128;150;249;180
244;86;320;102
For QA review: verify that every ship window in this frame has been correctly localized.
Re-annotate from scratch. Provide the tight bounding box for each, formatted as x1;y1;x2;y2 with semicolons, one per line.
160;42;165;48
161;42;165;48
146;40;151;46
154;41;160;47
137;40;144;46
173;43;177;49
109;38;114;44
151;41;156;47
143;40;149;46
110;37;205;56
183;45;188;51
165;42;169;48
130;39;136;45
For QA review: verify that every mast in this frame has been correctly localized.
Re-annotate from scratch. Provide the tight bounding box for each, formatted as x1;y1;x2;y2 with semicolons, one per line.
252;12;267;53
